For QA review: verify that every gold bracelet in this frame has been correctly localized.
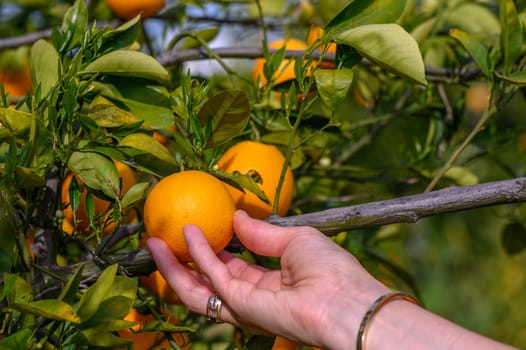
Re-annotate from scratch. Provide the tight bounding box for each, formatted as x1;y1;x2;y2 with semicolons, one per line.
356;292;420;350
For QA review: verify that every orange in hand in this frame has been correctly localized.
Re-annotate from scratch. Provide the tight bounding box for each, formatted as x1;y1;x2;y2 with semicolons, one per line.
143;170;235;262
217;141;294;219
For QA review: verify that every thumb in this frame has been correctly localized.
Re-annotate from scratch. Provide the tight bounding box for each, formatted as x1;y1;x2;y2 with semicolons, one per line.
233;210;316;257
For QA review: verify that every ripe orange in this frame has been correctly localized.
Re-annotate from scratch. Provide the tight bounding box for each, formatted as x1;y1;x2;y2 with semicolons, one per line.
118;308;189;349
0;64;32;97
272;336;299;350
104;0;166;20
253;38;308;87
217;141;294;219
143;170;235;262
61;160;137;234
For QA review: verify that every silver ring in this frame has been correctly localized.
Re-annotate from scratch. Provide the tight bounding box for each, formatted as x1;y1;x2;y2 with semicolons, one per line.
206;294;223;323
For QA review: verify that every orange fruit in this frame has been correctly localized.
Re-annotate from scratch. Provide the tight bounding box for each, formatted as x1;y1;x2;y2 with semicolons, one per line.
61;160;137;235
118;308;189;349
217;141;294;219
152;124;177;146
253;38;308;87
0;64;32;97
307;25;336;69
272;336;299;350
139;270;182;305
104;0;166;20
465;82;490;113
143;170;235;262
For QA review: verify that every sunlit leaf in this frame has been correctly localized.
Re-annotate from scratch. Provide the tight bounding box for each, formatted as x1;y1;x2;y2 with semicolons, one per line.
326;0;407;34
30;40;59;98
88;95;143;128
76;264;118;322
332;23;427;86
81;50;171;87
121;182;149;208
5;273;32;305
15;299;81;323
119;133;176;165
314;68;353;109
214;171;269;204
197;90;250;147
67;152;120;200
60;0;88;52
0;108;32;140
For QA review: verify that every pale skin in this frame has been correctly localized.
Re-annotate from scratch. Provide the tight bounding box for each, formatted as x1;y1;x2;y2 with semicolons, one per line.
147;210;518;350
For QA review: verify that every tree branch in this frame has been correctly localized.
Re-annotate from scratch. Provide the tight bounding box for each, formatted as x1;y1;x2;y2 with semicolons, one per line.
38;176;526;297
267;177;526;234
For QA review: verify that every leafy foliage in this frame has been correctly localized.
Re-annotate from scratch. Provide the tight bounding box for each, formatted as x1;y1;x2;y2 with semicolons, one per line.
0;0;526;349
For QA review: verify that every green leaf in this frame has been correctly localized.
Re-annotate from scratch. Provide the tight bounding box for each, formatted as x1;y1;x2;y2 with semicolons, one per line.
449;29;491;77
5;273;32;305
76;328;132;347
60;0;88;52
88;95;144;128
30;40;59;98
0;249;12;274
0;329;32;349
197;90;251;147
500;0;522;74
76;264;118;322
495;71;526;86
0;108;33;140
94;77;174;129
121;182;149;208
81;50;171;87
332;23;427;86
59;264;85;305
100;16;141;54
14;166;46;189
501;222;526;255
67;151;120;200
119;133;176;165
142;320;195;333
214;171;269;205
443;2;500;35
314;68;353;109
326;0;407;34
180;27;220;49
14;299;81;323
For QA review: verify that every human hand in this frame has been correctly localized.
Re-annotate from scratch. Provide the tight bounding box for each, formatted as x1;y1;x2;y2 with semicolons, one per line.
146;210;390;349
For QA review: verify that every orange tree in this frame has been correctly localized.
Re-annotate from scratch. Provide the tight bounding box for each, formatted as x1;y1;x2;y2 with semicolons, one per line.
1;0;526;349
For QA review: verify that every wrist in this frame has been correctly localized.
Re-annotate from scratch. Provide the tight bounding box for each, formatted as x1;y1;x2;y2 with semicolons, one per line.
322;278;391;350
